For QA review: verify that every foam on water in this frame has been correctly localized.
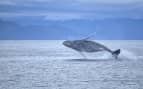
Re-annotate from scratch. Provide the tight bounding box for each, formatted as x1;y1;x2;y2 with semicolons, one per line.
118;49;138;61
85;49;138;61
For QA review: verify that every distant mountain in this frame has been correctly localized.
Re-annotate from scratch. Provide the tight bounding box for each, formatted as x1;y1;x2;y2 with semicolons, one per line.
0;19;77;39
0;18;143;40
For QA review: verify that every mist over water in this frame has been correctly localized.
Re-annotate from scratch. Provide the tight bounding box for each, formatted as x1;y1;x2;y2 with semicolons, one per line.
0;40;143;89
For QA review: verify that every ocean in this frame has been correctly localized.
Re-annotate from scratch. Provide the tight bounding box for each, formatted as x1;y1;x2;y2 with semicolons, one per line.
0;40;143;89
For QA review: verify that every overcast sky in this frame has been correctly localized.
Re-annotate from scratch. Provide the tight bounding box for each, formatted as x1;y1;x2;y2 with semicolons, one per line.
0;0;143;20
0;0;143;39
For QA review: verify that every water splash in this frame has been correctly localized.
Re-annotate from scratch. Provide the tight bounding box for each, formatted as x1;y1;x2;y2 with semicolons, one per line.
118;49;138;61
85;49;138;61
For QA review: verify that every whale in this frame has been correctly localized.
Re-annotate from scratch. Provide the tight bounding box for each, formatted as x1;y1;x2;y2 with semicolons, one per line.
63;39;120;59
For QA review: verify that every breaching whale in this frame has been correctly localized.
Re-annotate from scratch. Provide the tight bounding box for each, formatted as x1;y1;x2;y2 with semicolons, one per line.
63;39;120;59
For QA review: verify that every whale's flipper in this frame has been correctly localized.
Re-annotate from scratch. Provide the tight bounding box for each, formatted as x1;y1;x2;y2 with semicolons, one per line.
82;32;96;40
112;49;121;59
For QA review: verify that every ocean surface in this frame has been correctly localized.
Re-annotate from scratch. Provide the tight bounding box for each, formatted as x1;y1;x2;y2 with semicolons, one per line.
0;40;143;89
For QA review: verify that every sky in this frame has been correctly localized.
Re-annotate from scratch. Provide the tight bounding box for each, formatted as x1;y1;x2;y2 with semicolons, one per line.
0;0;143;40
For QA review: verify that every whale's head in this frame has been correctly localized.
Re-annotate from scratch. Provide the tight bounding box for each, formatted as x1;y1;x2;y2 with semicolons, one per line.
63;41;73;48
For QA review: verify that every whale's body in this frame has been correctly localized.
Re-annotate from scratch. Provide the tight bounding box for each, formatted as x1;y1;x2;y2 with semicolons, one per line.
63;39;120;59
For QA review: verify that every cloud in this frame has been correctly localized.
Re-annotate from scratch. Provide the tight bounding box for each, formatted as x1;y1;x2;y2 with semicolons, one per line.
44;13;82;21
76;0;143;4
0;1;16;5
1;0;143;6
1;11;143;21
0;0;143;20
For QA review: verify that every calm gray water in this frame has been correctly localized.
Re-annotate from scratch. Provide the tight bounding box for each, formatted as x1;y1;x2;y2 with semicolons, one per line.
0;40;143;89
